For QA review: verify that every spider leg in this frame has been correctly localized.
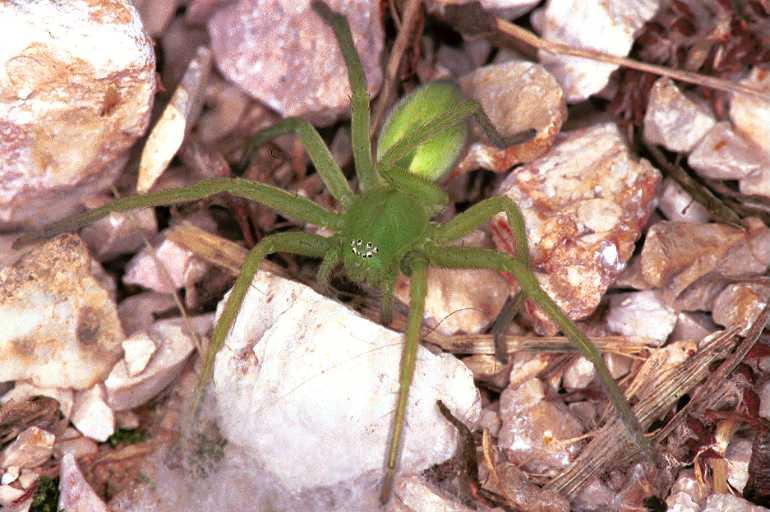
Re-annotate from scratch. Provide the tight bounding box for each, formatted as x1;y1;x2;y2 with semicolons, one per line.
430;195;529;264
379;272;397;326
381;167;449;211
423;244;656;464
195;231;331;411
239;118;355;208
473;106;537;149
381;251;428;504
312;1;380;192
317;245;341;291
14;177;343;248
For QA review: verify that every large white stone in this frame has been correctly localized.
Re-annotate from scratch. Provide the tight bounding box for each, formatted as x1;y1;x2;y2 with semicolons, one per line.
213;272;481;492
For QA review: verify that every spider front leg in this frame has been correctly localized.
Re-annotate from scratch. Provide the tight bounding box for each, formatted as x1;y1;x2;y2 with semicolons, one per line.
381;251;429;504
240;118;355;208
423;244;656;464
196;231;331;410
13;177;343;248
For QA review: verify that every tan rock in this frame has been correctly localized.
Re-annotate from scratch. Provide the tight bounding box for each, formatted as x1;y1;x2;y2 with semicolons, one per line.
643;77;715;152
71;386;115;443
0;0;155;229
0;427;54;469
0;235;124;389
58;453;109;512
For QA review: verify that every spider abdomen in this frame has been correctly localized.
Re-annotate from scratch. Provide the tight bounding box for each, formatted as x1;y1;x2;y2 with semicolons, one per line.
340;188;429;285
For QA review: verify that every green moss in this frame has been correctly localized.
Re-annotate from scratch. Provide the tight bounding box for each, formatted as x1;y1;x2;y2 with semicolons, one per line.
30;476;61;512
107;428;148;448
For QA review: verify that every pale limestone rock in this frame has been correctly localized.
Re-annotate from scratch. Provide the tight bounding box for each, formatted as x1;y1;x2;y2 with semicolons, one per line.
115;411;141;430
105;321;195;411
135;0;180;37
1;382;74;419
666;469;710;511
0;235;124;389
456;61;567;173
387;475;474;512
79;198;158;262
537;0;660;102
492;122;660;334
498;378;583;474
730;66;770;155
572;476;614;511
479;408;501;437
759;380;770;420
0;0;155;229
425;0;540;19
117;292;177;337
658;177;710;224
726;437;753;493
58;453;109;512
54;436;99;460
0;485;25;506
18;469;38;490
71;385;115;443
701;494;769;512
712;283;770;335
209;0;383;126
123;213;215;293
0;427;54;469
137;46;212;193
606;290;677;345
688;122;770;181
643;77;715;152
213;271;481;491
562;356;595;391
122;334;157;377
394;231;509;336
1;466;18;485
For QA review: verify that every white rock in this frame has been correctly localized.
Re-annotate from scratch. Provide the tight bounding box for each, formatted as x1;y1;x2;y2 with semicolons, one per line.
115;410;141;430
394;231;509;336
1;466;18;485
213;271;481;492
759;381;770;420
105;321;195;411
54;436;99;460
658;177;710;224
701;494;770;512
562;356;595;391
18;469;38;490
387;475;474;512
667;469;709;511
726;437;752;493
0;427;55;469
730;66;770;155
498;378;583;474
538;0;660;102
688;122;770;181
0;484;25;506
79;201;158;262
606;290;677;346
123;213;215;293
71;385;115;442
1;382;74;419
426;0;540;20
58;453;109;512
0;235;124;389
479;408;501;437
643;77;715;152
0;0;155;229
122;334;157;377
209;0;383;126
117;292;177;337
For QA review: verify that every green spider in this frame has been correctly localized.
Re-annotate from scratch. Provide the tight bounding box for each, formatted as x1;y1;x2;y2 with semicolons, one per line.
15;1;652;503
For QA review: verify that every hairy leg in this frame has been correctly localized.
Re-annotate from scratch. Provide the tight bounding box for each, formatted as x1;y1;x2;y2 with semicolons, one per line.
381;251;429;504
312;2;380;193
195;232;331;410
14;177;342;248
423;244;655;463
317;245;341;290
239;118;355;208
430;195;529;264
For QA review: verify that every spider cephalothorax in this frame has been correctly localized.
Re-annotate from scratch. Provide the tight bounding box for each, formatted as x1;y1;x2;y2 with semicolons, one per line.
340;187;432;286
15;1;652;504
